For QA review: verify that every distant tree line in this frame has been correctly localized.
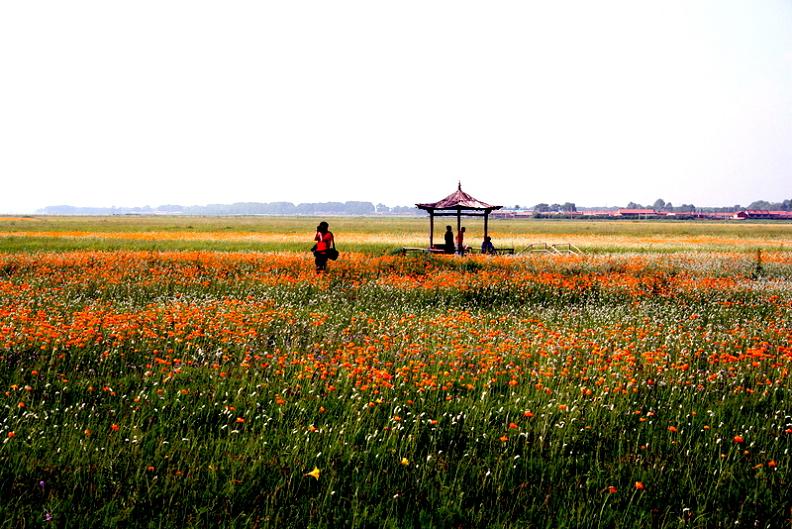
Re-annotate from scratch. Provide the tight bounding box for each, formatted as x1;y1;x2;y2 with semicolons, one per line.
744;199;792;211
626;198;792;212
627;199;699;212
38;202;420;216
531;202;578;213
37;197;792;216
521;198;792;213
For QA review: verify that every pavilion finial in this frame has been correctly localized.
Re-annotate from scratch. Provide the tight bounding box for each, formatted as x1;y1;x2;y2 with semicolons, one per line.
458;181;462;191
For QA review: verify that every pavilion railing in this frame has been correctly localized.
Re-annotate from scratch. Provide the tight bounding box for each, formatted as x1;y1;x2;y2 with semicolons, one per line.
518;243;581;255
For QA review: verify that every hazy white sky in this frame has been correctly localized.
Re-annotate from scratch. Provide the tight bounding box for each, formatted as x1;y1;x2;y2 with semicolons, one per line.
1;1;791;213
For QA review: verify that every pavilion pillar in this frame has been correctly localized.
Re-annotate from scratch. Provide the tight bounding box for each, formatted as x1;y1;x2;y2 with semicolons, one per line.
429;212;435;248
484;212;489;240
456;209;461;234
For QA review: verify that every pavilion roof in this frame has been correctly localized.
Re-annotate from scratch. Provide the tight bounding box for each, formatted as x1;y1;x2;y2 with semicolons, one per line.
416;183;501;212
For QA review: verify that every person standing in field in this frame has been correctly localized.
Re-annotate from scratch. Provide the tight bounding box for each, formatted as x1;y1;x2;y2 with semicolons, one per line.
313;221;334;273
444;225;455;253
456;226;466;255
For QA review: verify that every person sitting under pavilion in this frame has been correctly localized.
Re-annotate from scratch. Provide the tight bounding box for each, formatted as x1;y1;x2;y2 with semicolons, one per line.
481;236;496;255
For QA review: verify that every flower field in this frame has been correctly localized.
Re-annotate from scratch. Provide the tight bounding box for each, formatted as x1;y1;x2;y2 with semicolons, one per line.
1;217;791;528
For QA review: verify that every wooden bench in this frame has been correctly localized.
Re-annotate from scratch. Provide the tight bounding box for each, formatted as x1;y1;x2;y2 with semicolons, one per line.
397;247;450;255
430;244;456;254
474;247;515;255
397;246;515;256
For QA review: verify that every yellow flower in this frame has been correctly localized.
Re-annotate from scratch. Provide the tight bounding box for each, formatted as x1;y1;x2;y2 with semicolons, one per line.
400;457;410;466
305;466;321;480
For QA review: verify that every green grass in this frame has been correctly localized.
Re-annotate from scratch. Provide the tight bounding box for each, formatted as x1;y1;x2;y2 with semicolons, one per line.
3;292;789;528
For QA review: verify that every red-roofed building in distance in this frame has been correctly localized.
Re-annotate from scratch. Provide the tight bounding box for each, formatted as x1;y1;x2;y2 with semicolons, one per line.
734;210;792;220
615;209;665;219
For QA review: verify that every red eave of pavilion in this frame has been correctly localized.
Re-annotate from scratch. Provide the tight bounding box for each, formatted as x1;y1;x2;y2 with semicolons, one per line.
416;183;502;212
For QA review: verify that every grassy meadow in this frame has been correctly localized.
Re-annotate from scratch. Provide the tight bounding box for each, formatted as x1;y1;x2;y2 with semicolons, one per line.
1;216;791;528
1;215;791;254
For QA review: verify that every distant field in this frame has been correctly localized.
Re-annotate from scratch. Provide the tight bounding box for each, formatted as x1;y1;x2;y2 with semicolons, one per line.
1;215;790;253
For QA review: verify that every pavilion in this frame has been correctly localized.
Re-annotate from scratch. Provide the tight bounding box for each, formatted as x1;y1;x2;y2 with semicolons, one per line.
415;183;502;249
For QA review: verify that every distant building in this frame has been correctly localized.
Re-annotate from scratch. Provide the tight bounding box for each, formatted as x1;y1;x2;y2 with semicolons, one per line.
735;210;792;220
577;209;617;218
615;209;664;219
483;208;792;221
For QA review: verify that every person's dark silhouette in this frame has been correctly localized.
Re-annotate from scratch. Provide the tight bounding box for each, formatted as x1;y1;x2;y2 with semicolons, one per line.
443;226;455;253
